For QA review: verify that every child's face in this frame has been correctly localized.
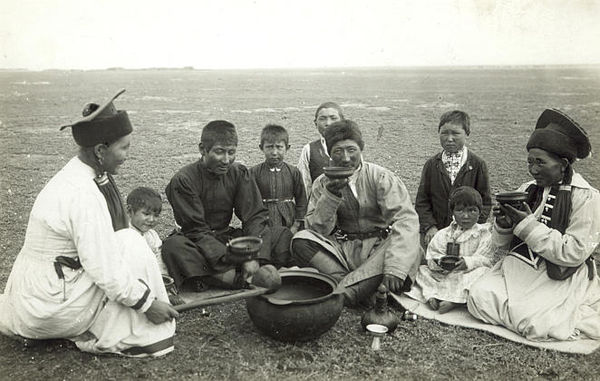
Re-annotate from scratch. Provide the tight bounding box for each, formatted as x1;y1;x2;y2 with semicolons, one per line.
439;122;467;153
129;207;160;233
314;108;341;136
261;140;288;167
452;204;480;229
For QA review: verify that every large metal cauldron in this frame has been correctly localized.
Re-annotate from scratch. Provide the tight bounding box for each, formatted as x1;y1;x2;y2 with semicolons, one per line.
245;269;344;342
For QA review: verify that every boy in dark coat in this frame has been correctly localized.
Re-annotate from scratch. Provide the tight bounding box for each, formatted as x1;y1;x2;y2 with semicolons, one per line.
415;110;491;247
250;124;307;233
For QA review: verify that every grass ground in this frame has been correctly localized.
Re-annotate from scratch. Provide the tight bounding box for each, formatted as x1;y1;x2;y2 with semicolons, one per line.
1;68;600;380
1;303;599;380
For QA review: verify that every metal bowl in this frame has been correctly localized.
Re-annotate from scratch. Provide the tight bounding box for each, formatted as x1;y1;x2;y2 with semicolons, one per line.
323;166;355;179
228;236;263;258
245;269;344;342
495;191;529;210
439;255;460;271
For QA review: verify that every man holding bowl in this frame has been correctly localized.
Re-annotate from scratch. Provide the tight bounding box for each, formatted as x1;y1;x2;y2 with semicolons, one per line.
162;120;292;291
291;119;422;306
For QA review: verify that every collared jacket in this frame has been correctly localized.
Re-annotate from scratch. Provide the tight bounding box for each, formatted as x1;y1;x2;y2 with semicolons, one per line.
415;149;491;234
294;161;422;286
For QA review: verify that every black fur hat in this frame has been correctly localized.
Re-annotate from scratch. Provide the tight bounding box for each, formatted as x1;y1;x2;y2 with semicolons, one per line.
323;119;364;155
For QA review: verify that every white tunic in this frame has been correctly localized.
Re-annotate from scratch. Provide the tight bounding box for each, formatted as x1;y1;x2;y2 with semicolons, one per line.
408;221;495;303
132;226;168;276
467;173;600;341
0;157;175;356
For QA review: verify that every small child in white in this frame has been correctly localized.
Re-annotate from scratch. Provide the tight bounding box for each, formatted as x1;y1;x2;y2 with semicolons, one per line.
126;186;169;276
407;186;495;313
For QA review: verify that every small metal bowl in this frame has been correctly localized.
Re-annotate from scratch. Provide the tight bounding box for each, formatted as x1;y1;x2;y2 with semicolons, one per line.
323;166;355;179
228;236;263;258
495;191;528;210
439;255;460;271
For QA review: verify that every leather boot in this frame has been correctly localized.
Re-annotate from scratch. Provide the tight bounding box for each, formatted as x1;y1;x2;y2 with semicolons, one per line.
342;274;384;308
308;251;348;282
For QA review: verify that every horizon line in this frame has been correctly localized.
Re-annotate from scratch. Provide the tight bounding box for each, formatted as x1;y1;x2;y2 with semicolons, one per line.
2;63;600;72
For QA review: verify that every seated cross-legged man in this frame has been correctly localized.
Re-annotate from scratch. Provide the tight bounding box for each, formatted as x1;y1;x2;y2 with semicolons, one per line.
162;120;292;291
291;119;422;307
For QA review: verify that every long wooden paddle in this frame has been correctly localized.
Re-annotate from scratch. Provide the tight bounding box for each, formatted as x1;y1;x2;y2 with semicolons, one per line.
173;264;282;313
173;286;271;312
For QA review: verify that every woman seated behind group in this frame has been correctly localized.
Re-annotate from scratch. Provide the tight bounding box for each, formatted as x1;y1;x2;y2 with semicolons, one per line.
0;90;178;357
467;109;600;341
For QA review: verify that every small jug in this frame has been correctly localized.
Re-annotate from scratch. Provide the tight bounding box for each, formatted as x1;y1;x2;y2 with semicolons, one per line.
361;284;399;333
446;242;460;257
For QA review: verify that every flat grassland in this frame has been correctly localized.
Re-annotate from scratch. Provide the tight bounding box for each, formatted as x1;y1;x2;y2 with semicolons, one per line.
1;67;599;380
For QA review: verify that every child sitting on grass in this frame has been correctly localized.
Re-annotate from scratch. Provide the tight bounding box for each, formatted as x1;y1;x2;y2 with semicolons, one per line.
250;124;307;234
126;187;169;276
415;110;491;248
407;186;494;314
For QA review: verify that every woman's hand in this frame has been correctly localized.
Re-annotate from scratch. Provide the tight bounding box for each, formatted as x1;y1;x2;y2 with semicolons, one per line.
493;204;513;228
499;202;532;226
145;299;179;324
381;274;404;293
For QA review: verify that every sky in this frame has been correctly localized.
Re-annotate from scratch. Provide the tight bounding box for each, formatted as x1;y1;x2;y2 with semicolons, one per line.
1;0;600;70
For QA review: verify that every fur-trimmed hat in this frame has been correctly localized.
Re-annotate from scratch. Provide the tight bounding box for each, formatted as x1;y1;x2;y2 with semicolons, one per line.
526;109;591;162
323;119;364;155
60;89;132;147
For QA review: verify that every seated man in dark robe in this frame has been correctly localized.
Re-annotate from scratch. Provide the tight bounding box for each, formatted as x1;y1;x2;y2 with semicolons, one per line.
162;120;292;290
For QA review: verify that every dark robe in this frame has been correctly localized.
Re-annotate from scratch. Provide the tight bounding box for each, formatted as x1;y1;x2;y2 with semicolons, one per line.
249;161;307;228
162;160;291;287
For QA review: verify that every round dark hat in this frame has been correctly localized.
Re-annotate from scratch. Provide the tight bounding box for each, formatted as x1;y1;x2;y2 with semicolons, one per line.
60;89;132;147
527;108;591;162
323;119;364;155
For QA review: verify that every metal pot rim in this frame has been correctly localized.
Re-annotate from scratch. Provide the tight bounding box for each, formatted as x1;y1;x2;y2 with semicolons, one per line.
258;269;341;306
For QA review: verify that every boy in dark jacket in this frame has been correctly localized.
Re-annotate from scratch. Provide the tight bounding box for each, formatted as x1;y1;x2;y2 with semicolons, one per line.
415;110;491;247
